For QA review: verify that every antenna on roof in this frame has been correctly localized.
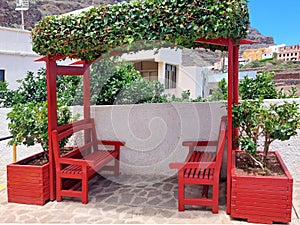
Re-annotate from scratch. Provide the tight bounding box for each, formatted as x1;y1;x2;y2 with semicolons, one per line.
15;0;29;30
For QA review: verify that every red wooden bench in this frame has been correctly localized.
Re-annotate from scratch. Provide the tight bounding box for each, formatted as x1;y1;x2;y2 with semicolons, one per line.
52;119;125;204
169;116;227;213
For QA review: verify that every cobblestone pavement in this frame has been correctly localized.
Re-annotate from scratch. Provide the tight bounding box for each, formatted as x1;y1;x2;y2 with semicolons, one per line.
0;145;299;224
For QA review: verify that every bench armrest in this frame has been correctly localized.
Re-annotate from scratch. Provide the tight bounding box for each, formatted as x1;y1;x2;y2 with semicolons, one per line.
59;158;95;167
169;162;216;170
182;141;218;147
97;140;125;147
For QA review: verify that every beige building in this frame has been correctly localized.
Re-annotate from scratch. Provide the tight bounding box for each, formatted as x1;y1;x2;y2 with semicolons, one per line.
121;48;212;99
277;45;300;61
242;48;266;61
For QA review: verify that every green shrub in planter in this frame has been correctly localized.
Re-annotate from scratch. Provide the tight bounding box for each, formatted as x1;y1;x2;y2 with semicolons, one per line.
232;99;300;169
7;101;75;159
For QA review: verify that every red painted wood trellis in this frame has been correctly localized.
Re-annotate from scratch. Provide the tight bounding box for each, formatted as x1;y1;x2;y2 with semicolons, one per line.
37;37;255;213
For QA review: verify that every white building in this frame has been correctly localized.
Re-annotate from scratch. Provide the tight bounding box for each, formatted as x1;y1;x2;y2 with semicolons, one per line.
121;48;211;99
0;27;44;89
262;44;286;60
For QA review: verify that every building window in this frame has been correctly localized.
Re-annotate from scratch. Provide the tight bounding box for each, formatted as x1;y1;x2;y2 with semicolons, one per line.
134;61;158;82
0;70;5;82
165;64;176;89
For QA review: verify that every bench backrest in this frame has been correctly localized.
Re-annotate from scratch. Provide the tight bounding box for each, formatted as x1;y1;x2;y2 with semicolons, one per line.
52;119;98;162
182;116;227;170
214;116;227;172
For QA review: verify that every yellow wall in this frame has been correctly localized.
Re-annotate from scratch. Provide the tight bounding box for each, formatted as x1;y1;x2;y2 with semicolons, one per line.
242;48;266;61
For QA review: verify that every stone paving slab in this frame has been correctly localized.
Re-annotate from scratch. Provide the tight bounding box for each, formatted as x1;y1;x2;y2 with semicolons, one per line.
1;170;299;224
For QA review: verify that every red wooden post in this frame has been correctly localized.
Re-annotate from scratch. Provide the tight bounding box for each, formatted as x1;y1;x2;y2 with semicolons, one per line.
233;45;240;149
226;39;234;214
46;57;58;201
83;63;91;144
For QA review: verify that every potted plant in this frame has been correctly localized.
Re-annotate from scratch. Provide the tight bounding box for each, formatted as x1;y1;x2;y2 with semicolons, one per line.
6;101;74;205
231;99;300;224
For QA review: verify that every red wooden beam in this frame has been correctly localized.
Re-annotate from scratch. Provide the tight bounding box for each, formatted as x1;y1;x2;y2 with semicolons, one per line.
56;65;89;76
194;37;258;47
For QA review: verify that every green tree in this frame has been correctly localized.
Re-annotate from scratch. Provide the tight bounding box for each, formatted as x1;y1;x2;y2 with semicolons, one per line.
89;59;168;105
240;71;276;100
240;71;297;100
115;79;165;104
0;82;17;107
233;99;300;168
209;78;227;101
2;68;81;107
7;101;73;152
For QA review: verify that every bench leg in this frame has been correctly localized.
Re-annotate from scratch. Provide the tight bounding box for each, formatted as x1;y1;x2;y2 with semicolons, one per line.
56;175;62;202
178;171;185;211
211;183;219;214
114;155;120;176
82;167;88;204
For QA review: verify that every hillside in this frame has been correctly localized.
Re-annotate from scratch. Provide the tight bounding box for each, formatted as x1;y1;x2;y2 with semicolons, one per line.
0;0;119;29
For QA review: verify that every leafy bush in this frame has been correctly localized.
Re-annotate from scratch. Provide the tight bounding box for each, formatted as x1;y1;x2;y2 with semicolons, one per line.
32;0;249;60
1;68;82;107
90;60;141;105
208;78;227;101
239;71;297;100
0;82;16;107
115;79;166;104
233;99;300;168
7;101;74;152
240;71;278;100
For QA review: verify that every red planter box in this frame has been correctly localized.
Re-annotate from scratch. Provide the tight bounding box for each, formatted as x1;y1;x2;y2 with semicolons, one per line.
7;152;50;205
231;150;293;224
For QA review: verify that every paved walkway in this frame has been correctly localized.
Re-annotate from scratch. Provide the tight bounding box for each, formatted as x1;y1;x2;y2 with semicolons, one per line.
0;144;299;224
0;169;300;224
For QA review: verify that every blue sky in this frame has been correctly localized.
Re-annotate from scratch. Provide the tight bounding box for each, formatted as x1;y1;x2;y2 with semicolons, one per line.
248;0;300;46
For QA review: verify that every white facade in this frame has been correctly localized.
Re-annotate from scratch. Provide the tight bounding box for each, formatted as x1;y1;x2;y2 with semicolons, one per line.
121;48;210;99
0;27;44;89
269;44;286;53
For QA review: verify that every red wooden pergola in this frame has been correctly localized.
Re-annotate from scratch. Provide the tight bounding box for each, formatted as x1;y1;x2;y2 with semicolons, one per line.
37;37;255;214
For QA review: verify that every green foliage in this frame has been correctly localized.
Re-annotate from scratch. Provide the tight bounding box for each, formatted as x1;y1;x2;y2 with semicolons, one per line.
15;70;47;104
7;101;73;151
233;99;300;167
241;60;265;69
2;68;82;107
239;137;257;155
240;71;278;100
241;58;300;70
169;90;192;102
90;60;142;105
209;78;228;101
116;79;166;104
0;82;17;107
240;71;298;100
31;0;249;60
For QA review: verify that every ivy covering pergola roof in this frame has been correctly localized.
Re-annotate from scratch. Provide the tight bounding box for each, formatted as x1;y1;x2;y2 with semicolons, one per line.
32;0;253;215
32;0;249;61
